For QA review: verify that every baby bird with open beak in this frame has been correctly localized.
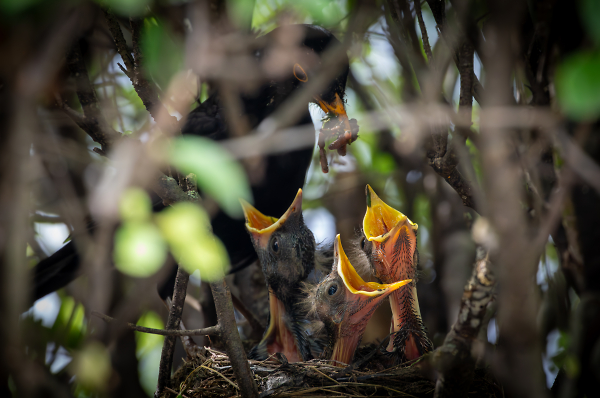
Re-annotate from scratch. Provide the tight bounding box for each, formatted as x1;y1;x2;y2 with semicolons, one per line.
309;234;411;366
241;189;322;362
360;185;433;363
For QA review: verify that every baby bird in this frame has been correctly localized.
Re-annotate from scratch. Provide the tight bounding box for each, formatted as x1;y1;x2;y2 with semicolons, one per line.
360;185;433;362
241;189;320;362
309;234;411;366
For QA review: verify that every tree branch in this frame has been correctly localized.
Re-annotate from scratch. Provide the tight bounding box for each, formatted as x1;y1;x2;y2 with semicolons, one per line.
210;280;259;398
64;43;121;153
103;10;177;126
414;0;433;63
433;248;495;397
156;266;189;397
91;311;220;337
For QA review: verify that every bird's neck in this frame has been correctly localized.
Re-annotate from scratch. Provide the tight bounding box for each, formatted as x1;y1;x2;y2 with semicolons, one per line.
264;290;302;362
388;286;431;359
329;323;362;366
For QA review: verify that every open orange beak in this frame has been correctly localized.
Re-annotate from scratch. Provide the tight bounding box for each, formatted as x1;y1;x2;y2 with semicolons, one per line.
362;185;418;243
240;189;303;249
330;234;411;365
335;234;410;298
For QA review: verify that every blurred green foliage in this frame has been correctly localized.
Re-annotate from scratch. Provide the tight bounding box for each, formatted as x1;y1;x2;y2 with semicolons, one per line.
142;18;184;90
136;312;165;396
169;136;252;218
156;202;229;281
556;51;600;121
555;0;600;120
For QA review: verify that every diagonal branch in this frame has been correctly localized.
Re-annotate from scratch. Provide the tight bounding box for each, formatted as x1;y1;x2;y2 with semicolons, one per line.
103;10;177;126
414;0;433;63
433;248;495;397
64;43;121;154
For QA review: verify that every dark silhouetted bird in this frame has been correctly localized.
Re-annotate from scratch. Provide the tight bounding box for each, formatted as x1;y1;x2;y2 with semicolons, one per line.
308;234;410;366
241;189;331;362
31;24;352;302
359;185;433;363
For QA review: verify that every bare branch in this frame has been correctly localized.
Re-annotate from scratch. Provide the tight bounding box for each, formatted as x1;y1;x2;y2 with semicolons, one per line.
103;10;177;126
414;0;433;63
434;248;495;397
103;11;134;76
91;311;220;337
156;266;189;396
210;280;259;398
64;43;121;153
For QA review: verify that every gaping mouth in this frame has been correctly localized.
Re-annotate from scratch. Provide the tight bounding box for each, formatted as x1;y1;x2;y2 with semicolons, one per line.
362;184;417;243
335;234;410;297
330;234;411;366
240;189;302;247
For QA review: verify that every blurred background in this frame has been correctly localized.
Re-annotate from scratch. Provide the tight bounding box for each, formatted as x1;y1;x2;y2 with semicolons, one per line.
1;0;599;397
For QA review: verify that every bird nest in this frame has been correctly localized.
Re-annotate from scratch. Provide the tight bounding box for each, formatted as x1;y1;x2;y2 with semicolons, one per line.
163;345;502;398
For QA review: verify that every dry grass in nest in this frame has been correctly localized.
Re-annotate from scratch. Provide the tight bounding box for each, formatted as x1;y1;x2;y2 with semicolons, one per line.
161;345;503;398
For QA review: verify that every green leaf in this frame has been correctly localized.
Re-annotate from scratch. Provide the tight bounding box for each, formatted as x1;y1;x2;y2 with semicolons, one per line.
227;0;255;29
71;342;112;391
114;222;167;277
53;296;86;348
141;19;184;89
119;187;152;222
135;311;164;357
169;136;252;218
580;0;600;45
97;0;151;17
555;51;600;120
156;203;229;282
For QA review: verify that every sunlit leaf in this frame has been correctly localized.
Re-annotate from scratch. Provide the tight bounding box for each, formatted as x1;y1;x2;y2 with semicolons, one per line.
555;51;600;120
156;203;229;281
135;312;164;395
71;342;112;391
53;296;86;348
169;136;252;218
119;187;152;222
136;311;164;357
97;0;151;17
114;222;167;277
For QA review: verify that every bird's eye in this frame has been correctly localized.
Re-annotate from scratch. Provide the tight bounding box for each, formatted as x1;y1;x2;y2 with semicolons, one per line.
293;63;308;82
328;284;338;296
271;238;279;253
360;237;366;250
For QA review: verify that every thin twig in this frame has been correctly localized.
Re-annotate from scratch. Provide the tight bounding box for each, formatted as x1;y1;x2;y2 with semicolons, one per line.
414;0;433;63
91;311;220;337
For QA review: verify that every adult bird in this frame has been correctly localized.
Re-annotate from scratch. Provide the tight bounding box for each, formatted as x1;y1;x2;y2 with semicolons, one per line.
360;185;433;363
309;234;411;366
31;24;354;302
241;189;328;362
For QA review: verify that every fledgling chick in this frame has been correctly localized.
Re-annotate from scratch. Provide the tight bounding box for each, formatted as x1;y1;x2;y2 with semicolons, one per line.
308;234;411;366
241;189;327;362
359;185;433;363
